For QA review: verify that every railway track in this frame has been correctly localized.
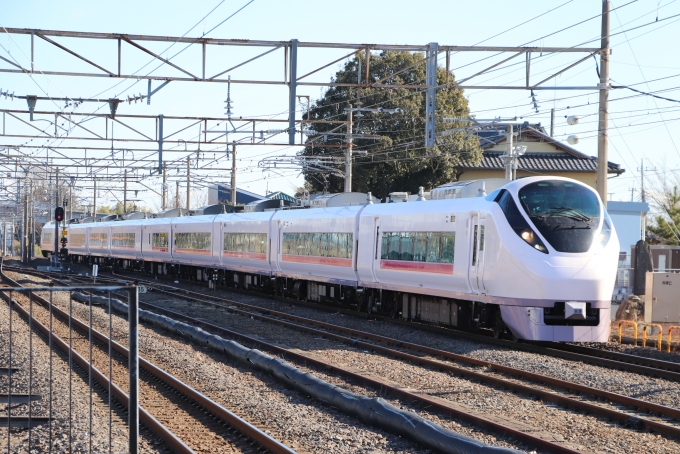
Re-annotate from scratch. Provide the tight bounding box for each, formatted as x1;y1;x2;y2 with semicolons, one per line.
1;266;296;454
109;267;680;381
6;266;566;453
18;266;680;452
93;274;680;439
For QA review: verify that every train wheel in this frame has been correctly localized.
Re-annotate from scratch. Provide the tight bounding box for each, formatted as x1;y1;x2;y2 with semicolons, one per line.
492;311;506;339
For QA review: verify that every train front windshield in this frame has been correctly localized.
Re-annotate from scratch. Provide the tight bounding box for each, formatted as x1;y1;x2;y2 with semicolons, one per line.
518;180;601;253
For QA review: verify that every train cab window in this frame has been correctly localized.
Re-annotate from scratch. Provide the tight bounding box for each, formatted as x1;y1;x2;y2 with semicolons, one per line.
43;232;53;244
495;190;548;254
518;181;600;253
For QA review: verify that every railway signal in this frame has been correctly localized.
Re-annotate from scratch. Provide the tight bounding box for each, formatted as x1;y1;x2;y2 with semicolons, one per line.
55;206;65;222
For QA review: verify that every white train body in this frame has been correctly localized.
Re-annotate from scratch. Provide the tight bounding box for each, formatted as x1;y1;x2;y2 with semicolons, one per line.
46;177;619;342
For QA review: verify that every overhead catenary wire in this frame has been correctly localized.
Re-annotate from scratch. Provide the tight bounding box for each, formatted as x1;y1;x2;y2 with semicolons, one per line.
2;0;676;207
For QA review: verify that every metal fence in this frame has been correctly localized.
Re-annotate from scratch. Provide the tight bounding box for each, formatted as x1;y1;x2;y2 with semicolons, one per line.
0;284;138;454
613;267;633;303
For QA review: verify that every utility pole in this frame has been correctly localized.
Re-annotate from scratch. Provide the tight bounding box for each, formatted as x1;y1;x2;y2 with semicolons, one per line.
341;104;395;192
175;181;180;209
55;167;60;214
52;168;60;268
231;142;237;207
550;108;555;137
93;178;97;220
186;157;191;210
596;0;611;207
345;108;353;192
123;170;128;214
504;125;513;180
22;193;28;263
640;158;646;203
30;200;34;259
161;165;167;210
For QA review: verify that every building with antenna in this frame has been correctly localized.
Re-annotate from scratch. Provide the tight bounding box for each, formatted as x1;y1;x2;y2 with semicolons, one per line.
208;183;265;206
455;122;625;188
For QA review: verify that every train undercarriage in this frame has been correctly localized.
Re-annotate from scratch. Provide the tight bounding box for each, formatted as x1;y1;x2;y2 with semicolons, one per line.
66;254;506;338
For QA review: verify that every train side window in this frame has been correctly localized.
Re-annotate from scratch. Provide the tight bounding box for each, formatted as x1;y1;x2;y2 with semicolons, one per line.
376;231;390;260
316;233;325;256
479;226;485;251
413;232;427;262
441;233;455;263
427;232;441;263
400;232;414;261
472;225;478;266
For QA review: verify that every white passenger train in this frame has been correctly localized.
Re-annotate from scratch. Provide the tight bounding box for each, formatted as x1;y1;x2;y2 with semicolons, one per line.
42;176;619;342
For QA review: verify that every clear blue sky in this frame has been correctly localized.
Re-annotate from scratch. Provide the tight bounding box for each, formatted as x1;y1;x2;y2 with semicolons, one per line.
1;0;679;209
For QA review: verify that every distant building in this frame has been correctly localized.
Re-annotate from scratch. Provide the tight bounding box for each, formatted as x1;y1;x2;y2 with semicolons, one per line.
266;191;297;203
608;201;649;267
457;123;625;189
208;184;265;206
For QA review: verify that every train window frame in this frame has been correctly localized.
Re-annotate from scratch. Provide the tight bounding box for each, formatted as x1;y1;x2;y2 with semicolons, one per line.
380;231;455;264
282;232;353;259
223;233;267;254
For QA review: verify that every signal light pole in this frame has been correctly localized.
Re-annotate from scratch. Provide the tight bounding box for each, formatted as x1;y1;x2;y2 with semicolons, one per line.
53;206;64;268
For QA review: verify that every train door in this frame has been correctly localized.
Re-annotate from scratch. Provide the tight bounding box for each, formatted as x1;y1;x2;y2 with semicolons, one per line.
370;216;380;282
468;213;487;294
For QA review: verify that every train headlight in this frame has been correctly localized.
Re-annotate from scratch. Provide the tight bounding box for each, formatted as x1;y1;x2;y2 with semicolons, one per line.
598;216;612;249
520;228;548;253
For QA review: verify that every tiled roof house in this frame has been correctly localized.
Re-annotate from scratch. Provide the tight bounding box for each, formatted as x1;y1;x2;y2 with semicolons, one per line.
455;123;624;188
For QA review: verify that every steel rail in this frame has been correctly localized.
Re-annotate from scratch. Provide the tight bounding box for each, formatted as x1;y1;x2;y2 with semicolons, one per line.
0;279;194;453
18;266;680;439
6;266;579;453
82;273;680;439
11;265;680;381
1;268;296;454
110;268;680;382
110;294;583;453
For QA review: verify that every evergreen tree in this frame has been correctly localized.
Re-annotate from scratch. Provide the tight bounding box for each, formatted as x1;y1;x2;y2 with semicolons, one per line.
300;51;482;199
649;185;680;245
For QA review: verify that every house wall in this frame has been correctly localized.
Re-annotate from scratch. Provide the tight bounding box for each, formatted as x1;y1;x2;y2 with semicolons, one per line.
487;140;560;154
457;169;597;189
608;201;648;267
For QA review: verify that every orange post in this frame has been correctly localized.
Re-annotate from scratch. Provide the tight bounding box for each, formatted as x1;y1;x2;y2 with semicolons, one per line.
618;320;638;345
668;326;680;353
640;323;663;350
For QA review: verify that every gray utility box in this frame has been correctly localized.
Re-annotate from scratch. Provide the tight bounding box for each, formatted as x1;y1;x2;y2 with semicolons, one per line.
644;272;680;323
